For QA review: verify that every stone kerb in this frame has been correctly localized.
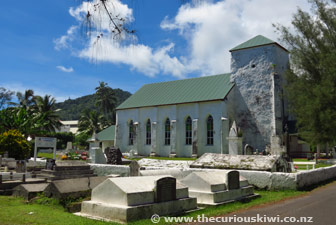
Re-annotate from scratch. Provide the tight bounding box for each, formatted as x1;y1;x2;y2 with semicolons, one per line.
296;164;336;189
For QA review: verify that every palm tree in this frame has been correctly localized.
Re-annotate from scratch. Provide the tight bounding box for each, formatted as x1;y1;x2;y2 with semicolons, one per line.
11;89;35;109
95;82;117;123
33;95;62;133
78;109;105;136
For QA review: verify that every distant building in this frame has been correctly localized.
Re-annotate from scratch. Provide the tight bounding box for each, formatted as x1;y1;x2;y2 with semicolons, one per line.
58;120;79;134
114;35;290;157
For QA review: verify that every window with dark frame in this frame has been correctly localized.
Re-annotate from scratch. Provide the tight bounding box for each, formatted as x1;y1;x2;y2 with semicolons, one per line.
129;120;134;145
185;116;192;145
165;118;171;145
146;119;151;145
207;115;214;145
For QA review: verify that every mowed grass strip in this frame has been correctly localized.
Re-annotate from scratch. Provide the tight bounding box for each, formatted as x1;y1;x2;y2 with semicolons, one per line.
0;190;306;225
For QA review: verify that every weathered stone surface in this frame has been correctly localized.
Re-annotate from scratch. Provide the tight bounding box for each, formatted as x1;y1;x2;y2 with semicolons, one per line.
105;147;122;165
138;158;193;169
155;177;176;202
129;161;140;176
89;164;130;177
190;153;291;172
13;183;49;200
89;147;106;164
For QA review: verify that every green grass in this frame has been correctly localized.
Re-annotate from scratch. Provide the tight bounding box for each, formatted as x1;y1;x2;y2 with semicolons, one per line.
0;190;305;225
292;158;331;170
37;152;54;159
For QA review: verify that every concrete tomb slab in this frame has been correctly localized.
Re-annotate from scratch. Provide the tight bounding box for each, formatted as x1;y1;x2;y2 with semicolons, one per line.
13;183;49;200
76;175;197;223
179;171;257;206
190;153;291;172
44;176;108;200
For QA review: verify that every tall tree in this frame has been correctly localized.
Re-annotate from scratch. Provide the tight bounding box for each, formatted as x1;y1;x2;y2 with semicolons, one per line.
33;95;62;133
12;89;35;109
78;109;105;136
0;87;14;109
95;81;117;124
275;0;336;149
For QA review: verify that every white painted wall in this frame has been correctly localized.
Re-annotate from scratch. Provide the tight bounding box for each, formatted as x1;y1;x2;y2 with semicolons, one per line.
116;100;229;157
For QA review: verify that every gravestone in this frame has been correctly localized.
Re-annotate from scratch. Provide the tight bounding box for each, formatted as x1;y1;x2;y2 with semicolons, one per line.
105;147;122;165
244;144;254;155
16;160;26;173
46;159;56;170
129;161;140;176
89;147;106;164
227;121;242;155
227;171;239;190
155;177;176;202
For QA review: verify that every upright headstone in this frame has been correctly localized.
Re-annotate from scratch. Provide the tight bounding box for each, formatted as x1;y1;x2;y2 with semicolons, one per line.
16;160;26;173
244;144;254;155
129;161;140;176
332;147;336;159
105;147;122;165
90;147;106;164
227;121;243;155
155;177;176;202
66;142;73;151
46;159;56;170
226;171;240;190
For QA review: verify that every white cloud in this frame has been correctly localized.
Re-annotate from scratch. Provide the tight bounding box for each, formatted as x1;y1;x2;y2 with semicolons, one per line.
56;66;74;73
59;0;311;78
54;26;77;50
161;0;311;75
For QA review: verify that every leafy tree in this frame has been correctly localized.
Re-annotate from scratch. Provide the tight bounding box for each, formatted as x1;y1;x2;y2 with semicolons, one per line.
0;87;14;109
33;95;62;133
78;109;106;136
74;132;90;149
95;81;117;124
11;89;35;109
275;0;336;153
0;129;31;160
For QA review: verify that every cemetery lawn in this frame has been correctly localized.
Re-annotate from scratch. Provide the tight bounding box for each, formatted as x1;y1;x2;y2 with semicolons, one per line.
293;158;331;170
37;152;54;159
0;190;305;225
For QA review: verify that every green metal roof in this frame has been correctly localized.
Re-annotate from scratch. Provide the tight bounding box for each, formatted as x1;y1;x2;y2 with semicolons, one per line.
230;35;287;52
117;73;234;110
97;125;115;141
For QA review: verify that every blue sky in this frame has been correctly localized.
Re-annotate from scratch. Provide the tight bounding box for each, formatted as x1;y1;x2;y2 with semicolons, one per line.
0;0;310;102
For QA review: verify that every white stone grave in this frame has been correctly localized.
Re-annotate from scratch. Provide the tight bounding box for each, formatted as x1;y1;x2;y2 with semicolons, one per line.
75;175;197;222
227;121;243;155
179;171;256;205
89;147;107;164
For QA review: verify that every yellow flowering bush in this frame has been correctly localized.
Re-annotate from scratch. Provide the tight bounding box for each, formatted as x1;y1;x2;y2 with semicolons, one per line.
0;129;31;160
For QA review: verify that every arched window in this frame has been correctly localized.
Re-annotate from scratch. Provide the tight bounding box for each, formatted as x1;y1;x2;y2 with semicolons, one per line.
207;115;214;145
164;118;171;145
185;116;192;145
146;119;151;145
129;120;134;145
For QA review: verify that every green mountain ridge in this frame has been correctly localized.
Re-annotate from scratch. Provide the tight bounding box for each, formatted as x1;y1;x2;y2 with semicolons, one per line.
54;88;131;120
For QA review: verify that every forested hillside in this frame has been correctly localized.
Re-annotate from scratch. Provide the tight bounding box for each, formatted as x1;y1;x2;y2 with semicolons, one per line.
54;88;131;120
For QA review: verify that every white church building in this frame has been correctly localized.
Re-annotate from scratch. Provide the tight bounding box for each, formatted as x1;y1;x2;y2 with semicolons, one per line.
114;35;290;157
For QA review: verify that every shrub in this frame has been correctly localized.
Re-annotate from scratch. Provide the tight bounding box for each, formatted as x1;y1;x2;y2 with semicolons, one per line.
0;129;31;160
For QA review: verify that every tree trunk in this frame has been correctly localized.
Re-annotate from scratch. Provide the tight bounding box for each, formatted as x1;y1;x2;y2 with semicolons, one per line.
316;144;321;159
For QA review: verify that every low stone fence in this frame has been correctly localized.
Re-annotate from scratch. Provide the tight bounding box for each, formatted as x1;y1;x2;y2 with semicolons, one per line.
139;165;336;190
89;163;130;177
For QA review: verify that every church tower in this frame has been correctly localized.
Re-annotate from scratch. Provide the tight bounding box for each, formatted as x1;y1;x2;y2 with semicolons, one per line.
229;35;289;151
